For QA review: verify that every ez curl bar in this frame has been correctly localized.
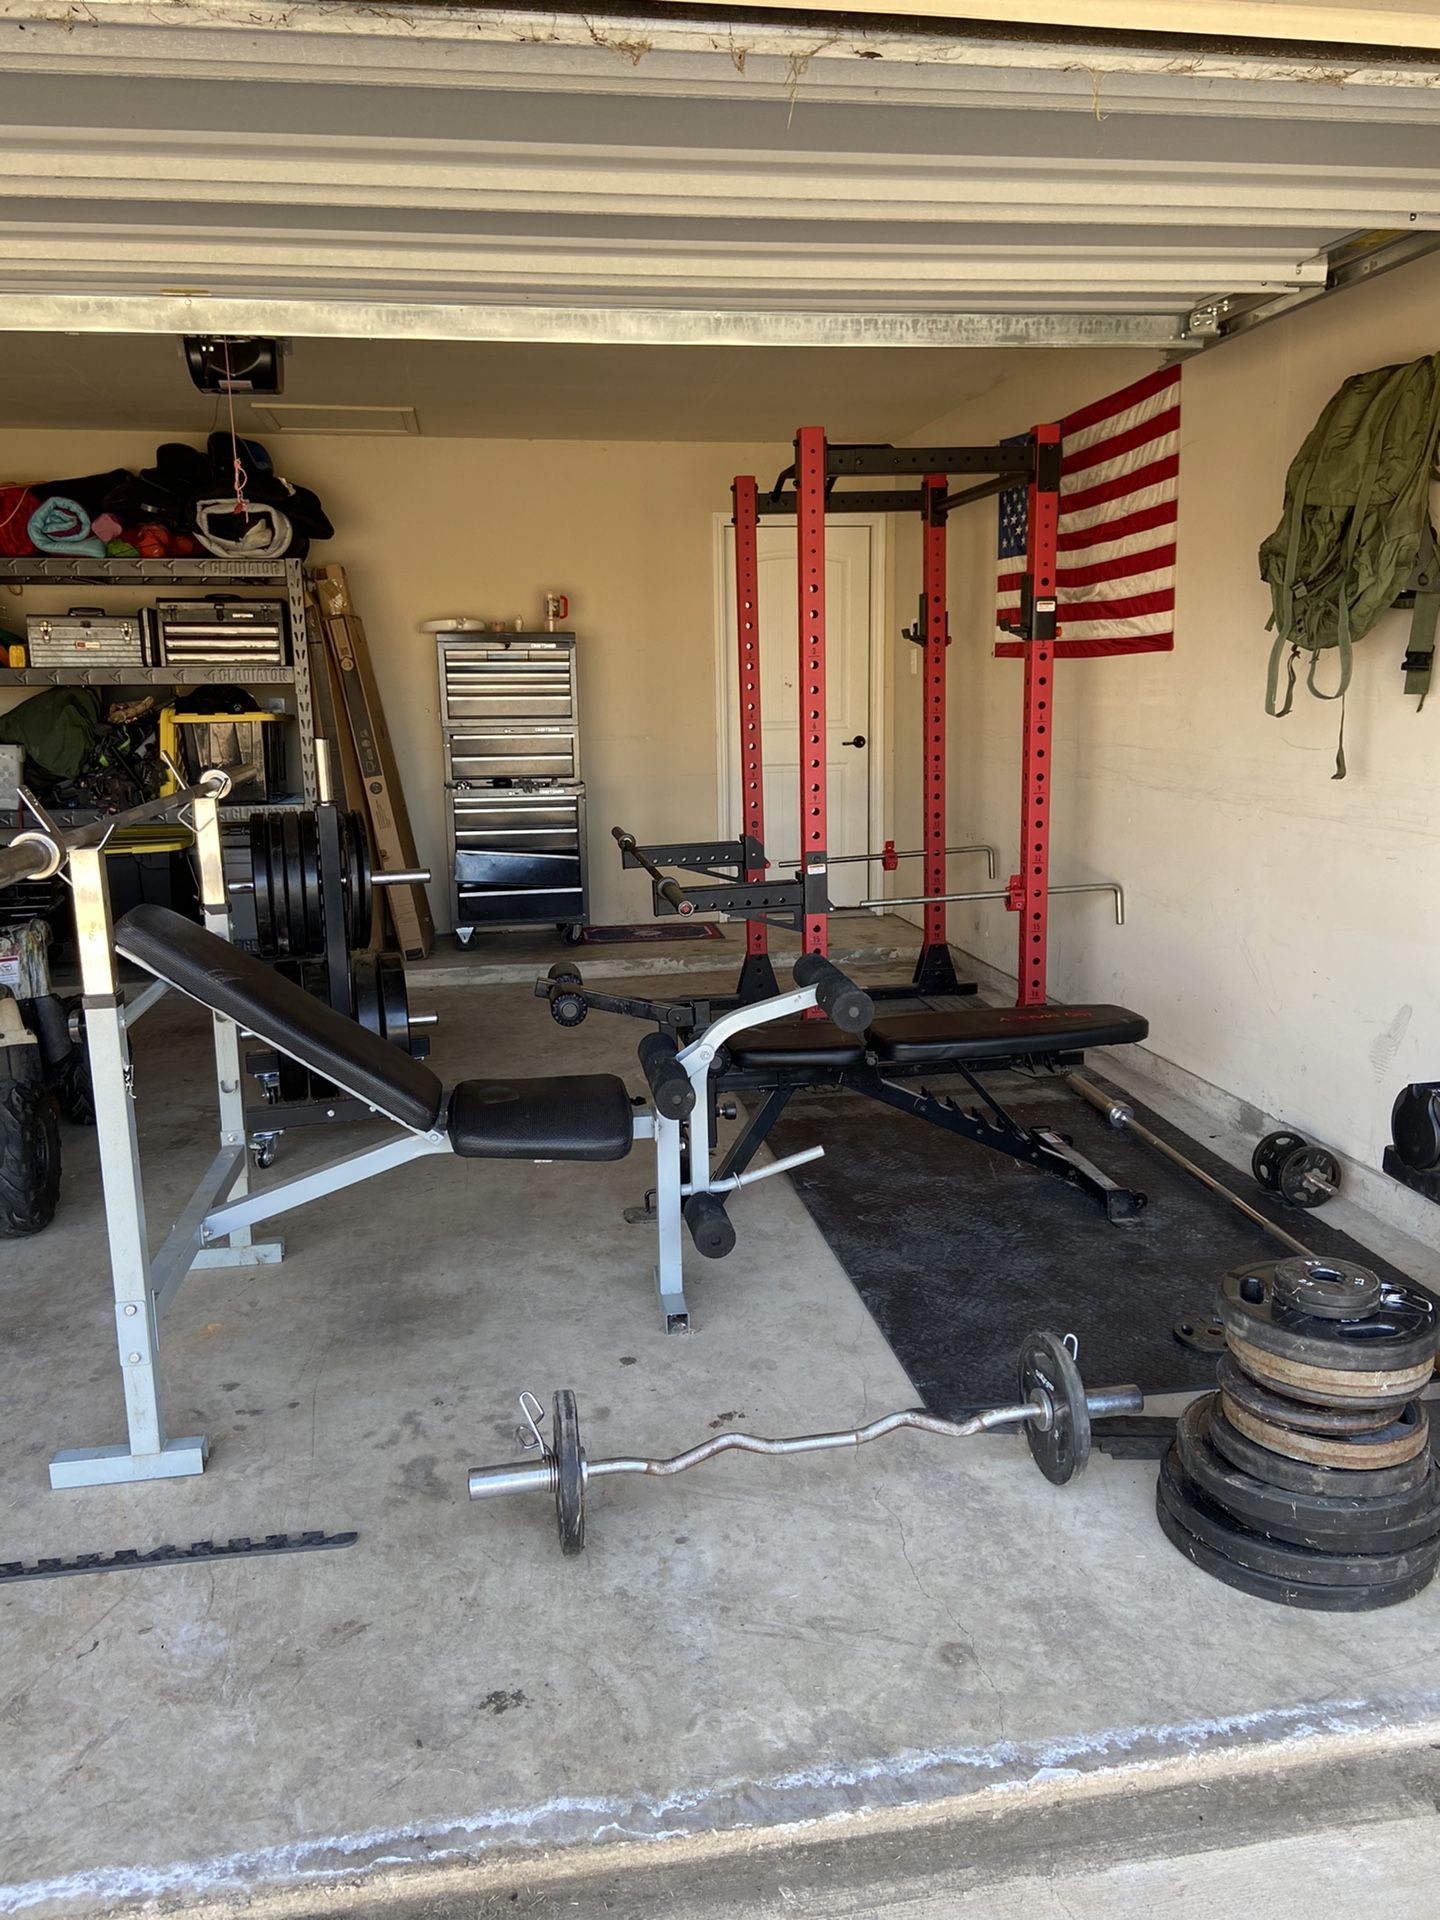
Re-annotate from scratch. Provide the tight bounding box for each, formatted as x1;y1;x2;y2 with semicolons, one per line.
468;1330;1143;1553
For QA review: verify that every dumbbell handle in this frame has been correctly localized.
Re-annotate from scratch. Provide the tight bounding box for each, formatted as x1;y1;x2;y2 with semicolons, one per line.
468;1383;1142;1500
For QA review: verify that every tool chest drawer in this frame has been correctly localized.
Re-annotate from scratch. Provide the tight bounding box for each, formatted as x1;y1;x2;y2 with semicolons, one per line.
445;731;578;783
439;637;577;725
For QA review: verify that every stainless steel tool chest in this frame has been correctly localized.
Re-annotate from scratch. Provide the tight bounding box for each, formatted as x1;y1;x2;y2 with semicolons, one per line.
437;632;587;944
153;597;290;666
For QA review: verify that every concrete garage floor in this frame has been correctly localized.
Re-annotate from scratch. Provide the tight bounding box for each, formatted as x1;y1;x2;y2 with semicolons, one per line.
2;967;1440;1918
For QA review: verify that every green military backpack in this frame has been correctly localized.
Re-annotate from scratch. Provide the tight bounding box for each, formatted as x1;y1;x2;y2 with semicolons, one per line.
1259;351;1440;777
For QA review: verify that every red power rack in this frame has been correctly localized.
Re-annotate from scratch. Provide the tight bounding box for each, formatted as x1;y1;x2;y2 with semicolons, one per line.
1012;422;1061;1008
795;426;829;959
730;474;778;998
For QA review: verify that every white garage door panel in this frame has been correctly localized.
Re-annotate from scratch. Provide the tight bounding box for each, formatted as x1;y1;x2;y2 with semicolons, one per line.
0;20;1435;341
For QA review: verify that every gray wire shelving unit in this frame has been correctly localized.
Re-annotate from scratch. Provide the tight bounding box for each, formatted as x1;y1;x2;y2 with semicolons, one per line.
0;555;318;803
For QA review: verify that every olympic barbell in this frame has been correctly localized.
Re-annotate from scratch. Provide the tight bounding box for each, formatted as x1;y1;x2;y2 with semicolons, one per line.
467;1331;1143;1554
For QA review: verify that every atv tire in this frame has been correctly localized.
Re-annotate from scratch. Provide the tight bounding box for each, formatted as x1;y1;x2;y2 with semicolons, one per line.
0;1058;61;1236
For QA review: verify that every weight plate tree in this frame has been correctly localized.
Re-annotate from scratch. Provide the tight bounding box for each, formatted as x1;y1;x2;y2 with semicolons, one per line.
467;1332;1142;1554
1159;1257;1440;1609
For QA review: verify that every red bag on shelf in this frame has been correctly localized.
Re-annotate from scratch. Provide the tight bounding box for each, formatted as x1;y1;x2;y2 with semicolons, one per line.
0;485;39;555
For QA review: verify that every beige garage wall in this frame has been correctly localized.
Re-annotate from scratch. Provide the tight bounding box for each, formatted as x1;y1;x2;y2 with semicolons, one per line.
888;255;1440;1198
0;430;794;928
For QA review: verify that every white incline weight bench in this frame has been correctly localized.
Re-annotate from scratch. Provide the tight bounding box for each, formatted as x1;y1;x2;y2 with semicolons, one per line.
50;889;865;1489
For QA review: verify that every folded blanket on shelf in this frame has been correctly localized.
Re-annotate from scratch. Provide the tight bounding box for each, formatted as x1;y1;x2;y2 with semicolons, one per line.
27;495;106;556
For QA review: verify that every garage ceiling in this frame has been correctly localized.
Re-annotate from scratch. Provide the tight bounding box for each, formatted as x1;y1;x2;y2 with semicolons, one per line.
0;332;1053;441
0;3;1437;350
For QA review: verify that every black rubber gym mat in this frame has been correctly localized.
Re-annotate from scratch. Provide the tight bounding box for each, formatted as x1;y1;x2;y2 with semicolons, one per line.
763;1071;1415;1410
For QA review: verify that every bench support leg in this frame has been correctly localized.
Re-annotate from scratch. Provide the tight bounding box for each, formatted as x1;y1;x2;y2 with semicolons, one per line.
50;850;209;1488
652;1111;690;1334
715;1087;794;1184
862;1068;1146;1222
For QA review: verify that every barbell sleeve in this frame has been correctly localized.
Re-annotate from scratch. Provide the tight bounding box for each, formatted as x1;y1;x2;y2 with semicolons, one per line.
612;825;695;915
373;868;432;887
0;833;62;890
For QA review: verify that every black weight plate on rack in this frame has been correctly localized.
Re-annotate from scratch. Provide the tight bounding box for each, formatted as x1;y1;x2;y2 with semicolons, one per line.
1208;1394;1432;1500
1215;1354;1396;1436
376;951;410;1052
344;811;372;951
1176;1397;1437;1547
352;951;382;1039
298;813;323;956
1219;1261;1438;1373
1159;1448;1440;1589
280;814;308;958
249;813;276;954
264;815;288;958
1155;1481;1440;1611
552;1389;586;1556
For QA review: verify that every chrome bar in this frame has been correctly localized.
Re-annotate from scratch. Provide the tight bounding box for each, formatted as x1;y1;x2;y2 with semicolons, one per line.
1;767;234;892
373;867;433;888
584;1399;1043;1480
682;1143;824;1196
1066;1072;1313;1258
861;881;1125;925
797;843;999;881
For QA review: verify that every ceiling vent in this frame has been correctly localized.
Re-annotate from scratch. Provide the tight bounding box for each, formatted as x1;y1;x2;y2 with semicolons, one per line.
250;403;419;435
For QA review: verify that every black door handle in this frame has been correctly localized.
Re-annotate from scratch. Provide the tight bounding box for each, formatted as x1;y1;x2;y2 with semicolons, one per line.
842;735;866;749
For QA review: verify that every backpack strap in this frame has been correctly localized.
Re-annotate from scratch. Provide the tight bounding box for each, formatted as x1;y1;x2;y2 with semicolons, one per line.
1265;629;1300;718
1401;523;1440;712
1402;589;1440;711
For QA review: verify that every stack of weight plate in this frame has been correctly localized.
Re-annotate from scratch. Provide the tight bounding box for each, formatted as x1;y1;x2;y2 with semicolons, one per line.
1159;1255;1440;1611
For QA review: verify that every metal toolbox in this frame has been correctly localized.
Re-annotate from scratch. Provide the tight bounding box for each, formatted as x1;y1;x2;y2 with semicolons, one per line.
153;597;290;666
25;609;149;666
436;631;587;941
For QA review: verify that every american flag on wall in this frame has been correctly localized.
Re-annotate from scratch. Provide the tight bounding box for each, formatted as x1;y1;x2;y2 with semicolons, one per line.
994;365;1181;660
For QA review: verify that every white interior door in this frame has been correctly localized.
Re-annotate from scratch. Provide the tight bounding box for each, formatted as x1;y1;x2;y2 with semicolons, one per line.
720;521;875;909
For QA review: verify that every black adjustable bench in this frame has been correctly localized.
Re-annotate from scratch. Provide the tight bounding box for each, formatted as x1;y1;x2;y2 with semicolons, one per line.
726;1003;1147;1072
716;996;1151;1223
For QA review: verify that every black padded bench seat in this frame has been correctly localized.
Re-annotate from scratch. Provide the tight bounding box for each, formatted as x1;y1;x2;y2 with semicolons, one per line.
115;905;634;1160
447;1076;634;1161
725;1018;868;1070
866;1004;1147;1065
